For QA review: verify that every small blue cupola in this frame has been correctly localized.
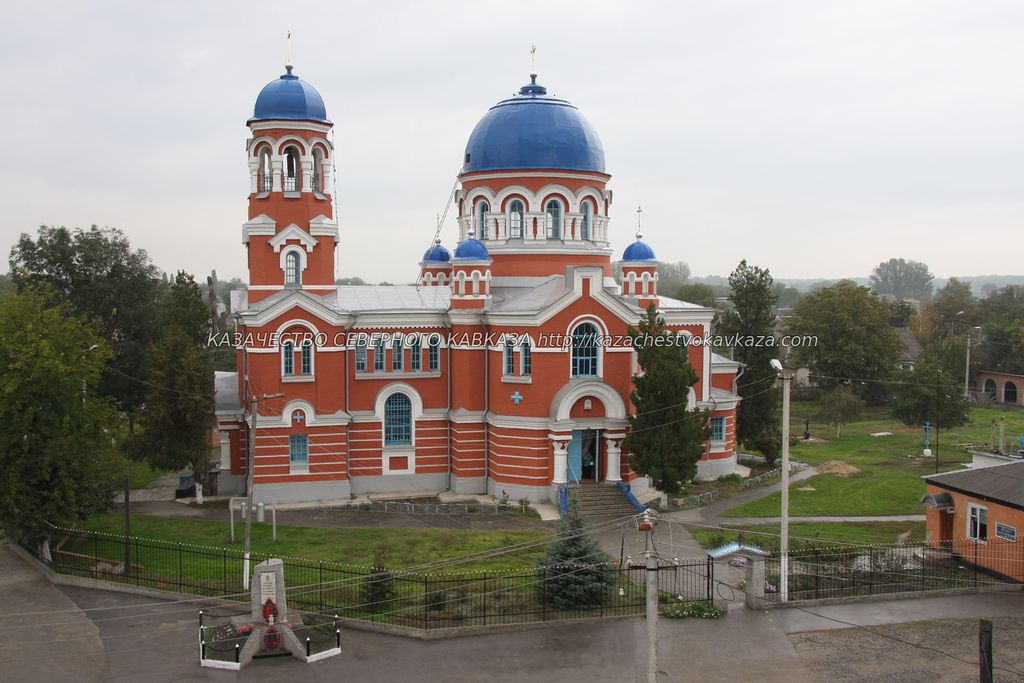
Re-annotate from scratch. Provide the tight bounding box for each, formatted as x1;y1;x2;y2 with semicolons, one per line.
453;229;491;261
420;239;452;265
250;64;330;123
622;232;657;262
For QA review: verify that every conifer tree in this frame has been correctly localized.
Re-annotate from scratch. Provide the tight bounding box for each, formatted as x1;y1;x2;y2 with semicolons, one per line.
538;495;616;609
623;305;710;495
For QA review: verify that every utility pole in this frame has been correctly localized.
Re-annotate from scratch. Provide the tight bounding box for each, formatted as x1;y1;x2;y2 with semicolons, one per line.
243;391;284;589
639;511;658;683
772;359;793;603
934;369;941;475
963;333;972;398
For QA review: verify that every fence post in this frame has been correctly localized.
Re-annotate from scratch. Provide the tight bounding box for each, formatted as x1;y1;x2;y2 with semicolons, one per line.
179;542;184;593
319;561;324;614
223;548;228;596
706;556;712;601
814;549;820;599
868;547;874;596
482;572;487;627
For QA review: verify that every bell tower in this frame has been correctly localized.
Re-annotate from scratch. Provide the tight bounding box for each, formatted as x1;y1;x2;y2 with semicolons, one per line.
242;62;338;303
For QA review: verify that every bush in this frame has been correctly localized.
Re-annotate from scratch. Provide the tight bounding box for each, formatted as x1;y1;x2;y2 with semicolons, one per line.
360;553;397;612
660;599;725;619
717;473;743;484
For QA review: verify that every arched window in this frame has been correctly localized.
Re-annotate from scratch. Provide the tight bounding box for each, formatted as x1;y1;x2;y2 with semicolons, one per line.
571;322;600;377
355;337;368;373
581;202;592;240
259;148;272;192
508;200;525;239
410;335;422;372
384;393;412;446
284;251;301;286
428;336;441;371
477;201;489;239
282;341;295;376
374;338;386;371
983;378;997;398
300;340;313;375
545;200;562;239
520;339;532;376
1006;381;1019;404
504;338;516;375
283;146;300;192
312;148;324;193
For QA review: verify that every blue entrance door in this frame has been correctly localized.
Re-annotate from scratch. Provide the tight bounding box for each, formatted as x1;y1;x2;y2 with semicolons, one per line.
567;430;584;483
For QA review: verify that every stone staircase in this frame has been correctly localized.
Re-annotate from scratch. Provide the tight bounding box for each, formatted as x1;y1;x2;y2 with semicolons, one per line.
568;484;643;520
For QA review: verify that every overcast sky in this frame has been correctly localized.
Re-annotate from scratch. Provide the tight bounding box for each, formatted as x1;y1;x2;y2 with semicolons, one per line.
2;1;1021;285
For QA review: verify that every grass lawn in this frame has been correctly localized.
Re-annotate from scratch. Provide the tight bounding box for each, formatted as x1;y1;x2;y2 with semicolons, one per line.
121;459;173;489
77;513;550;571
692;521;926;551
722;404;1024;519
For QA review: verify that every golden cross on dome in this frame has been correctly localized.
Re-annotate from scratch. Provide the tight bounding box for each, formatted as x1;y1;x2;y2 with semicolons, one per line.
530;44;537;75
636;205;643;238
286;30;293;71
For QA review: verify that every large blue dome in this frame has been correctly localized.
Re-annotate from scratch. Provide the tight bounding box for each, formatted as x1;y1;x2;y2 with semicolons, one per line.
250;66;330;123
461;75;605;174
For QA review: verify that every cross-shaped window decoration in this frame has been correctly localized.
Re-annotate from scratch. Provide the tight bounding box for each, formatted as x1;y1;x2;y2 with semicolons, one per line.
511;391;524;405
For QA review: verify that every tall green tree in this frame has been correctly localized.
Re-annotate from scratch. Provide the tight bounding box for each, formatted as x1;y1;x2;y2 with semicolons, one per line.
976;286;1024;375
869;258;934;301
9;226;163;430
0;289;121;541
137;272;214;482
717;260;781;461
672;282;717;308
787;281;901;404
538;495;615;609
623;306;709;495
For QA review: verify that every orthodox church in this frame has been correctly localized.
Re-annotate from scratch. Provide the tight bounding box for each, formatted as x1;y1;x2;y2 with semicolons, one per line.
214;60;742;504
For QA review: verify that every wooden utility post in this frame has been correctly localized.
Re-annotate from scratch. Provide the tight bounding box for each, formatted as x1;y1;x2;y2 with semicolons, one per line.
979;619;993;683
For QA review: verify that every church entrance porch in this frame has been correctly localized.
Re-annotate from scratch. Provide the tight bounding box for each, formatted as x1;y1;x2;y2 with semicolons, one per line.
568;429;601;484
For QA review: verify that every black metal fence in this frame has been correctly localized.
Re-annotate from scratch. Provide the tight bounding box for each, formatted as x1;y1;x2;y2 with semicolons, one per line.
35;527;712;631
765;539;1024;602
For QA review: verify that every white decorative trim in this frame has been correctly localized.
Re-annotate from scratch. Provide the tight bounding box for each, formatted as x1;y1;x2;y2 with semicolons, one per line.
269;224;318;253
242;214;277;243
308;214;339;240
550;380;627;421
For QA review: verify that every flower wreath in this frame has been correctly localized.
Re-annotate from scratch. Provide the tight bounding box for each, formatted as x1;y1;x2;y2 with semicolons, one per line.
261;598;278;623
264;624;280;651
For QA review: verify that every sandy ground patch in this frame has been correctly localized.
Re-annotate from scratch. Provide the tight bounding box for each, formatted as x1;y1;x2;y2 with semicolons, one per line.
816;461;862;477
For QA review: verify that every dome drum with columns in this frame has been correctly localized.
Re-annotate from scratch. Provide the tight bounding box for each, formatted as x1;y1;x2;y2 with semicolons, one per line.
216;63;743;506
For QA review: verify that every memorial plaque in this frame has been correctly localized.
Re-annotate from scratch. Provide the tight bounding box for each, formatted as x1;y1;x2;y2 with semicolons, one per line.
260;571;277;606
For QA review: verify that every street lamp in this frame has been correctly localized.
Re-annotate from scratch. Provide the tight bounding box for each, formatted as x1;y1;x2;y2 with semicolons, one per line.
243;391;284;589
771;359;794;603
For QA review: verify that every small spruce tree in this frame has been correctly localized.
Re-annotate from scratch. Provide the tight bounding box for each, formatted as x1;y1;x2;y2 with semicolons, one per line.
538;495;616;609
361;551;397;612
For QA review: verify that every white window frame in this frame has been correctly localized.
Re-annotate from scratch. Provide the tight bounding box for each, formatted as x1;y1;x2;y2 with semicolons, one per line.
710;416;726;444
968;504;988;543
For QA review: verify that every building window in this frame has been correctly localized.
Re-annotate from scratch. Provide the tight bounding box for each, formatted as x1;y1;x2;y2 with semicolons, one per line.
983;378;997;398
312;148;324;193
581;202;591;240
284;251;301;286
710;417;725;443
392;337;403;371
545;200;562;239
259;148;272;192
428;337;440;371
384;393;412;446
571;322;600;377
410;336;422;371
374;338;386;371
289;434;309;469
300;340;312;375
1006;381;1019;404
282;341;294;376
477;201;489;239
355;338;367;373
508;200;524;239
968;504;988;542
521;340;532;376
283;146;300;192
504;338;515;375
